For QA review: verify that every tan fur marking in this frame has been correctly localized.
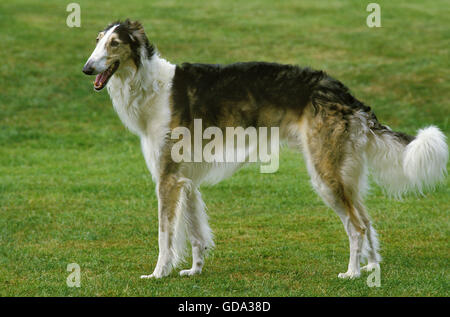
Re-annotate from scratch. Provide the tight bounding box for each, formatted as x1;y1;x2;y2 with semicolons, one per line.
302;104;366;233
105;33;133;66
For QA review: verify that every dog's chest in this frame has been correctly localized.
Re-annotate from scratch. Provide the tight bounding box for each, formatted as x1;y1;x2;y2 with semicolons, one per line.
106;75;173;181
107;80;147;135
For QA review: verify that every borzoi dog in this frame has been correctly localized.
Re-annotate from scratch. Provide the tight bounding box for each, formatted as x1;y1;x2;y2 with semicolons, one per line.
83;20;448;279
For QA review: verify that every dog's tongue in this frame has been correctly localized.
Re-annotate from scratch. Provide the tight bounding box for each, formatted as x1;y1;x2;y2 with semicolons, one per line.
94;72;106;88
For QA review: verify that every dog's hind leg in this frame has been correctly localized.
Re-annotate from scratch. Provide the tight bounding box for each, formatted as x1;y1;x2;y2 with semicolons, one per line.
338;152;381;273
180;187;214;276
298;107;369;279
305;161;366;279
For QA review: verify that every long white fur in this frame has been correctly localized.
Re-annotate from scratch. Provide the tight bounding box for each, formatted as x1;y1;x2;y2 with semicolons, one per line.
108;54;175;182
367;125;448;197
403;126;448;193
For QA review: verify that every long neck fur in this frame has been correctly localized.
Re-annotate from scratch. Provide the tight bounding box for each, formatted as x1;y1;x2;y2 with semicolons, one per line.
107;51;176;181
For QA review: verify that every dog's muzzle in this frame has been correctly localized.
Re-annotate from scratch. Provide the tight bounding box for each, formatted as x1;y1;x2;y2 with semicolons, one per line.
82;61;95;75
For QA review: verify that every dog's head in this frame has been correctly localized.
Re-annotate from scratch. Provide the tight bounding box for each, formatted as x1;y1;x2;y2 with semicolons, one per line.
82;19;154;91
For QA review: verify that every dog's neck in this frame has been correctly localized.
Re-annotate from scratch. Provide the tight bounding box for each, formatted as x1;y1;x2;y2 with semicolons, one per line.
107;52;175;138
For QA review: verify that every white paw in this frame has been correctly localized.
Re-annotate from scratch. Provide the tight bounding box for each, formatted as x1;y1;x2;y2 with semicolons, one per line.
179;268;202;277
140;273;158;279
140;270;167;279
361;263;380;272
338;271;361;279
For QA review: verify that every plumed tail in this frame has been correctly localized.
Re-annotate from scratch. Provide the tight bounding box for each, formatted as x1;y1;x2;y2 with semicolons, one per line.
367;125;448;197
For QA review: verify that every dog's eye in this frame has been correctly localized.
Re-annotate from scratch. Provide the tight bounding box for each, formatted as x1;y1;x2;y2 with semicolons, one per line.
111;40;119;47
96;38;99;43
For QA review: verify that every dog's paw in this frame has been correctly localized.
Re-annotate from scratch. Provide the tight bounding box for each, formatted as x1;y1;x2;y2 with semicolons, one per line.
140;270;168;279
361;263;380;272
140;273;158;279
141;264;173;279
179;268;202;277
338;270;361;279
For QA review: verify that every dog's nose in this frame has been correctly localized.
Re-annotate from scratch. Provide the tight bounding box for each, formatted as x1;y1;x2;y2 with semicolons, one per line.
82;62;94;75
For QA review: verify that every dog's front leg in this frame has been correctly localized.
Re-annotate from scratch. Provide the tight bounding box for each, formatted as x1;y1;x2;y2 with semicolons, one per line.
179;187;214;276
141;174;185;279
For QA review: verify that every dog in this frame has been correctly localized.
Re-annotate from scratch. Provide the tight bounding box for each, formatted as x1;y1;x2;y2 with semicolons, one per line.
83;20;448;279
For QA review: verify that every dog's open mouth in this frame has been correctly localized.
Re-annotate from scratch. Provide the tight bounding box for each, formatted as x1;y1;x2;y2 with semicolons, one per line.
93;61;120;91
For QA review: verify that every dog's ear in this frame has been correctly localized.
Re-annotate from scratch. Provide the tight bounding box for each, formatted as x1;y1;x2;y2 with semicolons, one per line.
124;19;147;45
123;19;155;64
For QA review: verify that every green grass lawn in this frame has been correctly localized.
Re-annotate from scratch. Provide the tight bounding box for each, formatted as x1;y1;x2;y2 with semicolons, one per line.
0;0;449;296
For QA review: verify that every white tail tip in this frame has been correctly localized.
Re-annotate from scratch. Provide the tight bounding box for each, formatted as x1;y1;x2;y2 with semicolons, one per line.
403;126;448;193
